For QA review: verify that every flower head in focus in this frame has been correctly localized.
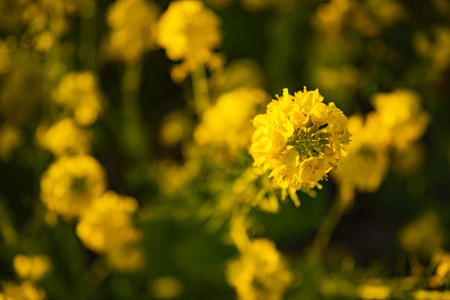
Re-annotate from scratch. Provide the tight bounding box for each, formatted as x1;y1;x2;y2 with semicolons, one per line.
226;238;292;300
250;88;350;193
76;190;142;253
107;0;160;61
53;72;103;126
40;155;107;219
157;1;222;82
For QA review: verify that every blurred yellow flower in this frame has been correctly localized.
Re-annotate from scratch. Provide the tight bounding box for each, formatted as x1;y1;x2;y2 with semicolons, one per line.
159;110;193;148
226;238;292;300
150;276;183;299
332;114;389;202
414;290;450;300
0;124;22;161
195;87;268;151
371;89;430;151
40;155;107;219
13;255;51;282
157;1;222;81
0;281;46;300
106;246;145;273
398;212;445;256
414;26;450;73
76;190;141;253
107;0;160;61
37;118;91;156
0;39;12;74
357;284;391;300
53;72;103;126
250;88;350;193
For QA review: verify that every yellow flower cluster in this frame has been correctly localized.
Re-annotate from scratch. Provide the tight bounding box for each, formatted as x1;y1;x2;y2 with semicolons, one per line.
333;89;429;202
76;191;141;253
107;0;160;61
195;87;268;151
53;72;102;126
157;1;222;82
226;238;292;300
37;118;91;156
250;88;350;191
13;255;51;282
0;281;46;300
414;26;450;73
40;155;107;219
371;89;430;151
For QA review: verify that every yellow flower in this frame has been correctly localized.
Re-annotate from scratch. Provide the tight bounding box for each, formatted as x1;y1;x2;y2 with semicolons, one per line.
371;89;430;151
0;281;46;300
76;191;142;253
332;114;389;202
40;155;107;219
157;1;222;81
194;87;268;150
13;255;51;282
53;72;103;126
37;118;91;156
107;0;160;61
226;238;292;300
250;87;350;191
0;124;22;161
0;39;12;74
106;246;145;273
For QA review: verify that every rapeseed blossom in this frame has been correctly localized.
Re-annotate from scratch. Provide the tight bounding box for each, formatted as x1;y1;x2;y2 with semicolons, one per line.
107;0;160;61
0;124;22;161
37;118;91;156
371;89;430;151
250;88;350;192
226;238;292;300
76;191;141;253
13;255;51;282
53;72;103;126
157;1;222;81
40;155;107;218
332;114;389;202
0;280;46;300
195;87;268;150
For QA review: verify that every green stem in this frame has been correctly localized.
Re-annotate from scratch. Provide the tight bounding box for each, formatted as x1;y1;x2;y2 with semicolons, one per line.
191;64;210;116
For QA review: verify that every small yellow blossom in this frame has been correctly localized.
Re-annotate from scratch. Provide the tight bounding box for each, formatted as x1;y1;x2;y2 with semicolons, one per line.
398;212;444;256
226;238;292;300
332;114;389;202
150;276;183;299
76;191;142;253
195;87;268;150
414;290;450;300
159;110;193;148
107;0;160;61
357;284;391;300
53;72;103;126
106;246;145;273
250;88;350;192
157;1;222;81
0;39;12;74
0;124;22;161
37;118;91;156
371;89;430;151
0;281;46;300
40;155;107;219
414;26;450;73
13;255;51;282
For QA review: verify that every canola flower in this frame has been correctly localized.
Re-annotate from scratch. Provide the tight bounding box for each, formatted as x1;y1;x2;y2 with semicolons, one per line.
107;0;160;61
106;246;145;273
53;72;103;126
0;124;22;161
250;88;350;195
40;155;107;219
371;89;430;151
226;238;292;300
157;1;222;82
76;190;142;253
0;280;46;300
194;87;268;151
13;255;51;282
37;118;91;156
332;114;389;202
